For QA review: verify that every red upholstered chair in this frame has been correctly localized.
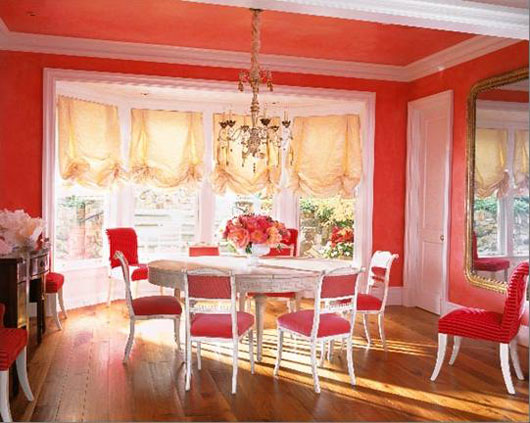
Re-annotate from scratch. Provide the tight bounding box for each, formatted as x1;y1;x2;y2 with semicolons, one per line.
274;267;359;393
189;245;220;257
0;303;34;422
184;268;255;394
431;261;529;394
46;271;68;330
473;232;510;281
247;228;300;312
114;251;182;363
106;228;160;306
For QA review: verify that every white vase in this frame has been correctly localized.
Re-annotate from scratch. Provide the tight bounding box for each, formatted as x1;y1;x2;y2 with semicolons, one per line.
239;244;270;267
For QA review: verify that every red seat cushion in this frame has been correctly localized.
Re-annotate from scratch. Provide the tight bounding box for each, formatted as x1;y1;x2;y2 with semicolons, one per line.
247;292;296;298
131;264;148;281
190;312;254;338
0;328;27;371
438;307;505;342
277;310;350;338
357;294;383;311
46;272;65;293
474;258;511;272
132;295;182;316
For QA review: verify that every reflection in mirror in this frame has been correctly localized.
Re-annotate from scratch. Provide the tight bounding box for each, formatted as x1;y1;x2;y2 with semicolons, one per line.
473;78;529;283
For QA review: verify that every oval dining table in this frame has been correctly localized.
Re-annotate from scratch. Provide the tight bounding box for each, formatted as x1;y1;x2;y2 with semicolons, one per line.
148;255;362;361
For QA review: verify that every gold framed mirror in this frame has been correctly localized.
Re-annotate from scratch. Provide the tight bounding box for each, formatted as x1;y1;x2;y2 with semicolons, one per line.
466;67;529;292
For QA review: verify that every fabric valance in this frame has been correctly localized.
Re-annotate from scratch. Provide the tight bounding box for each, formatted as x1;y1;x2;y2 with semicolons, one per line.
475;128;509;199
57;96;124;188
514;129;529;193
129;109;204;188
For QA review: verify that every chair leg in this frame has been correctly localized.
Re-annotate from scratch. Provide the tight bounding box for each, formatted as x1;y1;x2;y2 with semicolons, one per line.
509;339;524;381
294;292;302;311
310;341;321;393
232;339;239;394
249;330;255;375
287;298;293;313
430;333;447;381
500;343;515;394
0;370;12;423
449;336;461;365
185;336;192;391
15;347;34;401
48;293;62;331
197;342;202;371
174;317;181;350
346;336;356;386
123;319;135;363
327;340;333;361
106;275;114;307
274;329;284;376
362;314;371;346
58;287;68;318
378;313;386;349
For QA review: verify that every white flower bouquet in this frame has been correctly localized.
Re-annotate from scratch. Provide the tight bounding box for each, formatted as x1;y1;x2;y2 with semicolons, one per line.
0;209;45;254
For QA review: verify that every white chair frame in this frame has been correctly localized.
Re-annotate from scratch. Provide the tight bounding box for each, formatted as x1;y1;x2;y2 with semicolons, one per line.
107;265;163;307
274;266;360;393
114;251;181;363
430;334;524;395
48;286;68;330
358;251;399;348
184;267;254;394
0;347;34;422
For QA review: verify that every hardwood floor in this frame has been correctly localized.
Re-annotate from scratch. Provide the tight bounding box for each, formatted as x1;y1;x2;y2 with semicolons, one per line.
11;300;529;422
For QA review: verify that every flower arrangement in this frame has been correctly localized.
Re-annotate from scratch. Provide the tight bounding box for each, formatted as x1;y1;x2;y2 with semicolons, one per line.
322;226;354;259
0;209;45;254
222;213;289;254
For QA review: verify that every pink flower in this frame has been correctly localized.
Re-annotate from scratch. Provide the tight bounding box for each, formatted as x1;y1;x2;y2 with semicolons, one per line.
227;227;250;249
249;229;268;244
0;238;12;255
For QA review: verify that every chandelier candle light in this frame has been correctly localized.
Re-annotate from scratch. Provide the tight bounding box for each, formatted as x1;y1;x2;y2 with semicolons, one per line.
217;9;293;173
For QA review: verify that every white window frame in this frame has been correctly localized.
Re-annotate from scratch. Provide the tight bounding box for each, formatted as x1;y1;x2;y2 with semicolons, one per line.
43;69;375;276
476;100;529;260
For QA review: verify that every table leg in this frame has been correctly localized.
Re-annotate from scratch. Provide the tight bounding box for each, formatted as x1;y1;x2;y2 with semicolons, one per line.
254;294;267;362
239;291;247;312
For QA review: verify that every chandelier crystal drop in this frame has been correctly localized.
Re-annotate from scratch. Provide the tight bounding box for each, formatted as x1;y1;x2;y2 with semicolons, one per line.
217;9;292;173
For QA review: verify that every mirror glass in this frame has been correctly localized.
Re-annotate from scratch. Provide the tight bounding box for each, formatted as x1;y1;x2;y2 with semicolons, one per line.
471;76;529;285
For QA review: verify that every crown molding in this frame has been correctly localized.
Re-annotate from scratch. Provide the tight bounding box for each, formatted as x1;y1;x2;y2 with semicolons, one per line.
0;18;521;82
186;0;529;40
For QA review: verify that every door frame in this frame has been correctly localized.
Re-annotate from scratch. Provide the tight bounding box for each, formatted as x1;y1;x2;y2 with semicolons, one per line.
403;90;453;314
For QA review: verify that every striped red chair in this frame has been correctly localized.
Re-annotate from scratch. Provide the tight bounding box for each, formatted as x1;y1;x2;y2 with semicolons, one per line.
274;267;360;393
473;232;510;281
106;228;160;306
188;245;220;257
431;261;529;394
0;304;34;422
183;268;255;394
45;272;68;330
114;252;182;363
246;229;300;312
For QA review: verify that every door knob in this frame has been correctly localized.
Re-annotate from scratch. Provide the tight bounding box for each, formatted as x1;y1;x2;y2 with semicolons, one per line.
440;234;445;241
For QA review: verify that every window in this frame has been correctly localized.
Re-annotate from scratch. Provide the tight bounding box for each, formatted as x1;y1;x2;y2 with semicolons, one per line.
513;188;529;256
55;186;107;269
133;187;198;260
214;193;272;252
474;194;502;256
299;196;355;259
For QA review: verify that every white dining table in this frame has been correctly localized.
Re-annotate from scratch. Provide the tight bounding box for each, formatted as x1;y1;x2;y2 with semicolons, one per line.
148;255;362;361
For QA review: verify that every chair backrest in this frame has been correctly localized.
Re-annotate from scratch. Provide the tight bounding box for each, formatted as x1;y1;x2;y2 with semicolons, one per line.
501;261;529;341
266;228;299;257
113;251;135;317
367;251;399;309
188;245;220;257
311;266;360;340
106;228;140;269
183;268;238;339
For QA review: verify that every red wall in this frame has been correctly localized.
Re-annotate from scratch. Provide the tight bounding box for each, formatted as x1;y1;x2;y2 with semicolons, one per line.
478;88;529;103
0;50;408;287
408;41;529;316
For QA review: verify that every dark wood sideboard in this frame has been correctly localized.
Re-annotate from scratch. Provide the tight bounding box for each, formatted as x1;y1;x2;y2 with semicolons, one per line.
0;247;50;343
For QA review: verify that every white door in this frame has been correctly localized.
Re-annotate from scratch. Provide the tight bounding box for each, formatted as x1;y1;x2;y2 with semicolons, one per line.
405;91;453;315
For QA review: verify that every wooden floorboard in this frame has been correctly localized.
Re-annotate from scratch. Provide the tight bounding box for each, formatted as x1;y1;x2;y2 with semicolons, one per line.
10;300;529;422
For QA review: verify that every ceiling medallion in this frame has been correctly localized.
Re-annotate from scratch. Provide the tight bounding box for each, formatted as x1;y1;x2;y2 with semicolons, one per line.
217;9;292;173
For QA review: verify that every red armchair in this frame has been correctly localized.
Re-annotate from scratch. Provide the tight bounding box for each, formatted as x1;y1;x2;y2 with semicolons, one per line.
0;304;34;422
430;261;529;394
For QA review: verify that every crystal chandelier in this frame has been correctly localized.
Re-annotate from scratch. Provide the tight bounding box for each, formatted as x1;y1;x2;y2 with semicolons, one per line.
217;9;292;173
